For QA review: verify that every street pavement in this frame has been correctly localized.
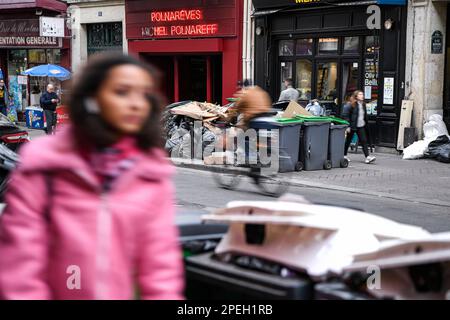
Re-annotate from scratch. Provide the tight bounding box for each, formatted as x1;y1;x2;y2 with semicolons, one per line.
174;166;450;233
173;150;450;233
173;150;450;208
15;126;450;232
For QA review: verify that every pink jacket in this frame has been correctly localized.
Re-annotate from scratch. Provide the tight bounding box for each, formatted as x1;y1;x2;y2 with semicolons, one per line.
0;128;184;300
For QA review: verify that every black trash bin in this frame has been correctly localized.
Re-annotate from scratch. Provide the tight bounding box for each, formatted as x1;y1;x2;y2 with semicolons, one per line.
249;118;302;173
314;282;376;300
328;124;349;168
176;210;228;257
185;252;313;300
299;122;331;171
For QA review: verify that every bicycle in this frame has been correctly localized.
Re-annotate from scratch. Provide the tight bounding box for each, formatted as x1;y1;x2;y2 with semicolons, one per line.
211;125;291;197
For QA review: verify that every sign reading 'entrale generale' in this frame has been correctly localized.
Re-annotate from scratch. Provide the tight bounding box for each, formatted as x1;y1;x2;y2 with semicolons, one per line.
0;19;61;48
125;0;236;39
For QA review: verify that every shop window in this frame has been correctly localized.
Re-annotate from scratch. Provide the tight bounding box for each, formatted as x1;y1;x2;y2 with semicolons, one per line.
46;49;61;64
296;39;313;55
363;57;379;115
316;61;338;102
7;50;27;76
296;60;312;101
342;61;359;102
28;50;46;64
279;40;294;56
344;37;359;54
318;38;338;55
280;61;293;90
365;35;380;54
364;35;380;115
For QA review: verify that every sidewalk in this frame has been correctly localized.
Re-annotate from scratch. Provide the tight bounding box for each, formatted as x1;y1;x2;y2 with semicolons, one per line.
172;152;450;207
18;124;47;140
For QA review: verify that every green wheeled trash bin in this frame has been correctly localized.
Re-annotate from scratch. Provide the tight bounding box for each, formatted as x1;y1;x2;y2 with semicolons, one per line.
249;117;303;173
328;124;349;168
299;122;331;171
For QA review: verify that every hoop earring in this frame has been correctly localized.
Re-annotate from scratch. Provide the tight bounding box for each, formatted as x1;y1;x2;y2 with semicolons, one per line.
84;98;100;114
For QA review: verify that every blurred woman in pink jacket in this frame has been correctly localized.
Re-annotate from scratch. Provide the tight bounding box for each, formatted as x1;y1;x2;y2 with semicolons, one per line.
0;53;184;300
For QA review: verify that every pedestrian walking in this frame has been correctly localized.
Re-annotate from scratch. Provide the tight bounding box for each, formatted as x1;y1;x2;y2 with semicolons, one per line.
342;90;376;164
278;78;300;102
0;53;184;300
40;84;59;135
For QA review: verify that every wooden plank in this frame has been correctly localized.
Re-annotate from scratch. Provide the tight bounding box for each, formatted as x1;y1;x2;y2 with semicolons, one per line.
396;100;414;150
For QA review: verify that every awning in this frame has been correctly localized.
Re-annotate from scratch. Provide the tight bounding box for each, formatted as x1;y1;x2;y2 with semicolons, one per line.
0;0;67;12
252;0;406;10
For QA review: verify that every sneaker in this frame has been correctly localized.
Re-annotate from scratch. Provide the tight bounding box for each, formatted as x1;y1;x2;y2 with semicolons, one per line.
344;156;351;162
365;156;376;164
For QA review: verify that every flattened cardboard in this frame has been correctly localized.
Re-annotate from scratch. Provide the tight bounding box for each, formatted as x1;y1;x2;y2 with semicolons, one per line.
282;100;312;118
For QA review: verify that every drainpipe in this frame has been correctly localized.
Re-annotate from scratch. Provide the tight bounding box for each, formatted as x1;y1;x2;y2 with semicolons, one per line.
247;2;254;82
242;0;248;81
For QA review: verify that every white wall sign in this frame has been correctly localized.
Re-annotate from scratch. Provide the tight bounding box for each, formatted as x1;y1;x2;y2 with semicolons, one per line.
40;17;65;37
383;77;394;105
18;76;28;85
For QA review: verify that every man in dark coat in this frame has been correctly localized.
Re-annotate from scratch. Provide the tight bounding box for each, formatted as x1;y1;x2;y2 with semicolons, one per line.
40;84;59;134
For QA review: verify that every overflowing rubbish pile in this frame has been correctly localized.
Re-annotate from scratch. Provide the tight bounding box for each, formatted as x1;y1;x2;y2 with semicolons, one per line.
164;99;350;173
183;196;450;300
403;114;450;163
163;101;238;159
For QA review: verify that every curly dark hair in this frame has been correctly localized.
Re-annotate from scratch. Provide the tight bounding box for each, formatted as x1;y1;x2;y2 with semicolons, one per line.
68;52;164;151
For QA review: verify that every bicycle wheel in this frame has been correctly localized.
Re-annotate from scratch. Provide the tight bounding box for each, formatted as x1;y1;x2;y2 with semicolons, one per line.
211;159;242;190
252;167;290;197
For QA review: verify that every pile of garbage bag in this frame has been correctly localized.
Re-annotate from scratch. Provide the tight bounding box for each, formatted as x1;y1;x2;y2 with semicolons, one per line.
425;135;450;163
164;101;238;159
403;114;450;162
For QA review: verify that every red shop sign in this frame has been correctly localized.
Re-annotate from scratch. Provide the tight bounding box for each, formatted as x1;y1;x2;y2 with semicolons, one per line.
126;0;237;39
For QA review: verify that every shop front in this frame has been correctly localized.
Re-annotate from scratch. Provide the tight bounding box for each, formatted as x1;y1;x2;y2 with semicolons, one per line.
252;0;407;148
0;0;69;121
125;0;243;105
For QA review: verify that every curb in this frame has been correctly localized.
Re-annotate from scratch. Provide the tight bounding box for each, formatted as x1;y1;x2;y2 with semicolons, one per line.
171;158;450;208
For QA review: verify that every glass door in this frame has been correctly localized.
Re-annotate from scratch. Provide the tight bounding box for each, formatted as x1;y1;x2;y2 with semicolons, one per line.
341;60;360;106
316;60;338;115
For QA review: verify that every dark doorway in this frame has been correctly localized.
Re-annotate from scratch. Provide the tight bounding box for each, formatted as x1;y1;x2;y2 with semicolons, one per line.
141;55;174;103
178;56;207;102
141;54;222;104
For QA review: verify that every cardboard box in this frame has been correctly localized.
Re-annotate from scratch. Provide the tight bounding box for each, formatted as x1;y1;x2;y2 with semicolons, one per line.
282;100;312;118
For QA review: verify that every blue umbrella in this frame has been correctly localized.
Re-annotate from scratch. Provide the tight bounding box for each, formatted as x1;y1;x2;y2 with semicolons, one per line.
22;64;71;80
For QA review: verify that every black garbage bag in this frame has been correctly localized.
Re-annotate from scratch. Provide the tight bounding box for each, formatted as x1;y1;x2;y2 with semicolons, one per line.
425;135;450;163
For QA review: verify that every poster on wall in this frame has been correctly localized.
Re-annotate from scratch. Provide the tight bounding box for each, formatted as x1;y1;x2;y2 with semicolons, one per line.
364;86;372;100
7;76;20;122
364;57;378;102
383;77;394;105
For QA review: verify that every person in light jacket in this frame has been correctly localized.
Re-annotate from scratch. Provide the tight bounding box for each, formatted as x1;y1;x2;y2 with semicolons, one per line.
278;78;300;102
0;53;184;300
